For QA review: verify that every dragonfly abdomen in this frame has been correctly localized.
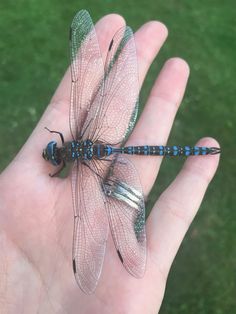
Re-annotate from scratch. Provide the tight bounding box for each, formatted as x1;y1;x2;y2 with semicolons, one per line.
111;145;220;156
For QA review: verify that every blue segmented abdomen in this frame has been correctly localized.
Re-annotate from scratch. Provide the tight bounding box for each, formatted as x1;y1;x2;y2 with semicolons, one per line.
111;145;219;156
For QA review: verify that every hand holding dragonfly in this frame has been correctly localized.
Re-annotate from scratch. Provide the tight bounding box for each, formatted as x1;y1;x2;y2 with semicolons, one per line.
0;11;220;313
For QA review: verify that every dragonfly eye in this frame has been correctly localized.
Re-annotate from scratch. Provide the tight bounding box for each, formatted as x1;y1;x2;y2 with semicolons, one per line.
43;141;61;166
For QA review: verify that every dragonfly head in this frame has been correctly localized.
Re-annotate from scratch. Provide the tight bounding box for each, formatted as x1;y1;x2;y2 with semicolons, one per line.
42;141;61;166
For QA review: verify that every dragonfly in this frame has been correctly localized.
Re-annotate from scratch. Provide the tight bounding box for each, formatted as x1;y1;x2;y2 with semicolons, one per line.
42;10;221;293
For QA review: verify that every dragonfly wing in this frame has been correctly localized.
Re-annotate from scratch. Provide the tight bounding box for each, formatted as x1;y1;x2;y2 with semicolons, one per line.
82;26;139;145
71;160;108;293
104;155;146;277
70;10;104;140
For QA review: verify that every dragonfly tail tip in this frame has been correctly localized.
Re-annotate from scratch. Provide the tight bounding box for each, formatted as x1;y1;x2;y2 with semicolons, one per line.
209;147;221;155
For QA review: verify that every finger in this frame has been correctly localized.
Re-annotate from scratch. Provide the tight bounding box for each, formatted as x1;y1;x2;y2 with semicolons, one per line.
127;58;190;194
146;137;220;280
39;20;167;138
37;13;126;134
51;20;168;107
134;21;168;85
50;14;126;110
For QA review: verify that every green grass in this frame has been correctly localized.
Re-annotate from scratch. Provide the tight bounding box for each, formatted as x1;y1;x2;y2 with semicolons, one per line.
0;1;235;313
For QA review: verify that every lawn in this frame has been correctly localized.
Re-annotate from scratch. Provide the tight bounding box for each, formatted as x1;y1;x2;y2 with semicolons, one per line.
0;0;235;313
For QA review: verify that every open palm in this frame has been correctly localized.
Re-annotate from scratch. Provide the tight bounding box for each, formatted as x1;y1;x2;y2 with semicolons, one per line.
0;13;219;314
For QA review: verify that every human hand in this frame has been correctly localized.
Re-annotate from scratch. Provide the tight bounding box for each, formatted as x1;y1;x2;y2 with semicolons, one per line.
0;13;220;314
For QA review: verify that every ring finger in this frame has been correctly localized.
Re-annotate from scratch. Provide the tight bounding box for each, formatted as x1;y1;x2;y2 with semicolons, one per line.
127;57;190;195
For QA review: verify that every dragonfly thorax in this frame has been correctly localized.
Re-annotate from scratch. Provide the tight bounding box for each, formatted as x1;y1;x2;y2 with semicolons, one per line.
69;140;94;160
56;140;113;162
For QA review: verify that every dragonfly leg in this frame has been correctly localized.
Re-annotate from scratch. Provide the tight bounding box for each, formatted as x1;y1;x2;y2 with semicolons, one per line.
82;161;104;180
98;158;126;167
44;127;65;144
49;160;66;177
79;118;94;140
82;161;107;203
109;140;123;146
96;157;113;161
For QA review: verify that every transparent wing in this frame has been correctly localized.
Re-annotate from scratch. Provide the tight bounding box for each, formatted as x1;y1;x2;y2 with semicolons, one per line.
82;26;139;145
69;10;104;140
103;155;146;277
71;160;108;293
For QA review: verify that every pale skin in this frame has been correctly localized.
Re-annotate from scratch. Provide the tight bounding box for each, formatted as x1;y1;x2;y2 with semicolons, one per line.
0;14;220;314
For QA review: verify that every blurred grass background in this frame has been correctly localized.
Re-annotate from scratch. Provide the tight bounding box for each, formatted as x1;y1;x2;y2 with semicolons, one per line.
0;0;235;313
